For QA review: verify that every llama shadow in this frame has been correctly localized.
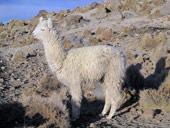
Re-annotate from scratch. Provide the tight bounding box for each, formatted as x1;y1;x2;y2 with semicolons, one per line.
71;99;104;127
0;102;47;128
0;102;25;128
118;57;170;114
72;57;170;127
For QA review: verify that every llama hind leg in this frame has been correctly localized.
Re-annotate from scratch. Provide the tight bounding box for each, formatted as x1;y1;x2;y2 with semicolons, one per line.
100;89;111;117
107;88;122;119
70;85;82;120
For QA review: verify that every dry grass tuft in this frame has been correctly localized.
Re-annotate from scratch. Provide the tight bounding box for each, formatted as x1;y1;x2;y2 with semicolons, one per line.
149;10;163;19
118;0;138;12
140;33;167;50
63;38;74;50
152;0;165;6
21;75;70;128
140;70;170;110
125;50;134;61
89;37;100;46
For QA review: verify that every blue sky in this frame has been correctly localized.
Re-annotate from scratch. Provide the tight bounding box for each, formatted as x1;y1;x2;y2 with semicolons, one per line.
0;0;104;24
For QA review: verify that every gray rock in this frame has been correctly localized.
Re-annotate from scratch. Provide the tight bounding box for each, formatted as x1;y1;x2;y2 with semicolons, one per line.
61;15;83;29
108;11;122;21
12;50;27;63
91;2;99;9
0;20;3;26
105;0;121;11
96;7;108;19
66;35;84;47
123;11;137;19
160;1;170;16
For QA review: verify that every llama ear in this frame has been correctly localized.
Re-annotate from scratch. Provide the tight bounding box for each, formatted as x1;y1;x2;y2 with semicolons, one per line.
39;17;44;23
48;18;53;28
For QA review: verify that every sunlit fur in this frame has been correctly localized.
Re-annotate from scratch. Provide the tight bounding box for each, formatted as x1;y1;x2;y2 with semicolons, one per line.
33;17;126;120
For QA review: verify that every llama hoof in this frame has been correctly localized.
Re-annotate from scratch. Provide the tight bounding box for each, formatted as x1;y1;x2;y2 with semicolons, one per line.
98;113;104;117
106;115;112;119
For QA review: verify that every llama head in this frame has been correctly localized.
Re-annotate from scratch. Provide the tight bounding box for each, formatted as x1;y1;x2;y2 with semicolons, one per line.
33;17;55;41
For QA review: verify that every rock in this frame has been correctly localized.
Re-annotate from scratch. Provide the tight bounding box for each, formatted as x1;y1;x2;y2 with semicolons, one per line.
61;15;83;29
96;6;108;19
63;38;73;50
12;50;27;63
149;10;163;19
165;57;170;68
1;66;5;71
152;0;165;6
89;37;100;46
136;55;143;63
101;29;114;40
123;11;136;19
128;116;135;122
95;27;104;35
83;29;92;37
130;107;136;114
107;11;122;21
0;20;4;26
7;19;25;27
105;0;121;11
160;1;170;16
90;123;96;128
37;10;48;17
142;109;154;119
167;16;170;21
66;35;83;47
0;78;4;83
91;2;99;9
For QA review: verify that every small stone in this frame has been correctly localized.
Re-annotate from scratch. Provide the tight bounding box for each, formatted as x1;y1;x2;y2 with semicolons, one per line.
0;78;4;83
142;109;154;119
101;29;114;40
1;66;5;71
137;110;143;115
0;86;4;89
10;87;15;91
83;29;92;37
128;116;135;122
130;107;136;114
136;55;143;63
90;123;96;128
12;50;27;63
123;11;136;19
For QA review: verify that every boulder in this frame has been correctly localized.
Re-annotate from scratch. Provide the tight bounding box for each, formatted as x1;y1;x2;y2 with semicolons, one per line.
160;1;170;16
105;0;121;11
96;6;108;19
107;11;122;21
0;20;4;26
61;15;83;29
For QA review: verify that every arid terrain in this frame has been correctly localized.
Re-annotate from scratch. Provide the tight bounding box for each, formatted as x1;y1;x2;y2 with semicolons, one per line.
0;0;170;127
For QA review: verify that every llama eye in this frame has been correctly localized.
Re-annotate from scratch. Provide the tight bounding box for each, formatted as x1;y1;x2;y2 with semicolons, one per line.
41;29;45;31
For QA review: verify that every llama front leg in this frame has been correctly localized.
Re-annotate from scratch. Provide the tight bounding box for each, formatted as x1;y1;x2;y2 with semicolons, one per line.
70;85;82;120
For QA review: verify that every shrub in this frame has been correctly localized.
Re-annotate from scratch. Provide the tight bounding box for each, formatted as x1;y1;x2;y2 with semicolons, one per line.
140;70;170;110
21;75;70;127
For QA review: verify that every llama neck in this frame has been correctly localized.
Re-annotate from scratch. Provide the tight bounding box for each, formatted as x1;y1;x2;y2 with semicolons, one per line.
43;30;66;72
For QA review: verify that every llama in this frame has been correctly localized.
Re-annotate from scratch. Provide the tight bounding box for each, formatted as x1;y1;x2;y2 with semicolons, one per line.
33;17;126;120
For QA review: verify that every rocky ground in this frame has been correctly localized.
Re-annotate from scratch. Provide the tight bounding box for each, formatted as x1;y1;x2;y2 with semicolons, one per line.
0;0;170;127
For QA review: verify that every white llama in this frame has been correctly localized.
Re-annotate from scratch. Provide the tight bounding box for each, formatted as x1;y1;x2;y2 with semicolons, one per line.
33;17;126;120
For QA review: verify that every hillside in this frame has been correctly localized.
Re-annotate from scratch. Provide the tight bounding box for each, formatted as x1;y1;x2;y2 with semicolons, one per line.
0;0;170;127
